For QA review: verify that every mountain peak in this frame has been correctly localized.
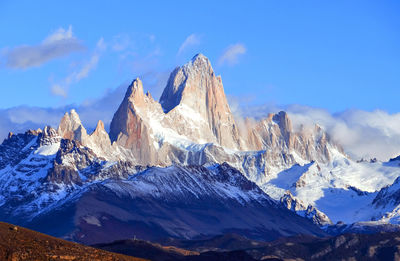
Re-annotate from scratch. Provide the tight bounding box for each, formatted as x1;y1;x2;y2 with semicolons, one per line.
93;120;105;134
58;109;87;141
191;53;207;61
185;53;213;75
190;53;211;68
125;78;145;104
272;111;292;132
159;53;241;149
159;53;216;113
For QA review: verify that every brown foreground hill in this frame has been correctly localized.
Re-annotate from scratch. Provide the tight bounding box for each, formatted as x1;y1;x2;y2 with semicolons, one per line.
3;220;400;261
0;222;146;261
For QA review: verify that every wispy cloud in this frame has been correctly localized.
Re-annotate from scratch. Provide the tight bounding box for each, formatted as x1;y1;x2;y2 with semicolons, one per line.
111;34;132;52
50;38;106;97
50;84;68;98
4;25;84;69
177;34;201;56
218;43;246;66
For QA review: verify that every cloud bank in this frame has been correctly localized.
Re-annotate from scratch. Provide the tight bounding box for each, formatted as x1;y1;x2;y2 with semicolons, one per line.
2;92;399;162
5;25;84;69
236;102;400;161
0;81;128;142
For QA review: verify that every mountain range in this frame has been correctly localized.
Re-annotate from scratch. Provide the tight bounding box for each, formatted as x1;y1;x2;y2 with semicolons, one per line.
1;54;400;246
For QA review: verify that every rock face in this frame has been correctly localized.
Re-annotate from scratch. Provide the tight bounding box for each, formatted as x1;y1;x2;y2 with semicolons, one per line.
109;78;160;165
59;109;121;161
160;54;241;149
245;111;334;162
109;55;243;165
58;109;87;142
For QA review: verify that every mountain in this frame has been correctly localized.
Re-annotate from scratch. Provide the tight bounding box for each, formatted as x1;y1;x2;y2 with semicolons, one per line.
96;232;400;261
108;54;341;173
1;53;400;245
0;132;325;244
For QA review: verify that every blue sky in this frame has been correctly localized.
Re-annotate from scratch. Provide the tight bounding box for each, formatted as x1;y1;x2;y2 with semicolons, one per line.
0;1;399;112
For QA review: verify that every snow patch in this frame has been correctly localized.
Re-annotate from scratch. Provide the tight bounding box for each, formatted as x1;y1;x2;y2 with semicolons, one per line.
35;142;60;156
83;216;102;227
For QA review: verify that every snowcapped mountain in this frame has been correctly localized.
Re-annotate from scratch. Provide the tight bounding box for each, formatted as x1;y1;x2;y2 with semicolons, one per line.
1;53;400;242
0;128;324;244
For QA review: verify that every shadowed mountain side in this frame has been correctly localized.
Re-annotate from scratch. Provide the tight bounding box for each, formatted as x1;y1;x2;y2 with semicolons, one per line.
95;231;400;261
19;164;326;245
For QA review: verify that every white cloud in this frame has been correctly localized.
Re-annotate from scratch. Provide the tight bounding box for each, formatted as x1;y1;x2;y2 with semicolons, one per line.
218;43;246;66
50;84;67;98
51;37;106;97
75;54;99;81
43;25;73;44
177;34;201;55
5;25;84;69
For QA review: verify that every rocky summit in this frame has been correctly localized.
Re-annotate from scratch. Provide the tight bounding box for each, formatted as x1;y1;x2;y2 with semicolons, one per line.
1;54;400;247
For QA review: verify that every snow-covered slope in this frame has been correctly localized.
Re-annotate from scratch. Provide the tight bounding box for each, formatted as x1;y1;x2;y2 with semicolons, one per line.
261;150;400;227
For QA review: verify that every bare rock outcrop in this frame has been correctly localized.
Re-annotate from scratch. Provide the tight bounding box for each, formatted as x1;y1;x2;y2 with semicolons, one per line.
160;54;242;150
245;111;336;163
58;109;88;143
58;109;122;161
281;191;332;226
109;78;160;165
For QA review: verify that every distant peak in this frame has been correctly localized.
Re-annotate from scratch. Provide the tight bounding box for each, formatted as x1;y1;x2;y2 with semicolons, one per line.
58;108;86;140
133;77;142;85
188;53;211;69
91;120;108;137
159;54;215;113
272;111;292;134
129;78;143;92
62;109;82;125
95;120;105;131
272;111;289;122
191;53;207;62
123;77;145;103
